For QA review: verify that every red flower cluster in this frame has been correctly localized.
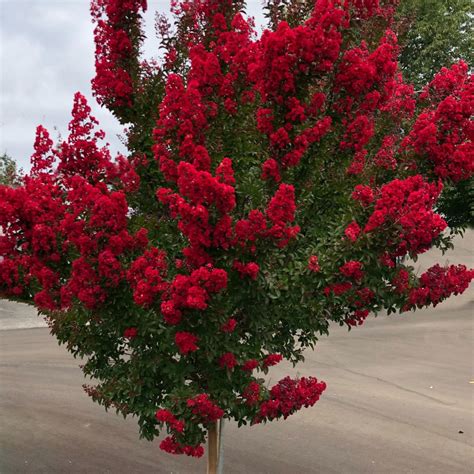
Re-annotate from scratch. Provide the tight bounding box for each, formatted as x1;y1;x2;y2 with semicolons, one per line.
0;93;147;311
155;409;185;433
123;327;138;339
345;309;370;327
159;436;204;458
228;185;300;253
220;318;237;333
257;376;326;422
261;158;281;182
127;248;168;306
242;381;261;406
392;269;410;294
335;31;398;101
364;175;447;256
153;76;208;180
90;0;147;108
374;135;398;170
265;184;300;248
340;261;364;281
219;352;238;370
186;394;224;423
234;210;267;250
351;185;374;207
263;353;283;367
248;4;345;171
404;62;473;183
323;282;353;297
340;115;374;152
160;265;228;325
242;359;259;372
250;8;344;104
346;149;367;175
175;332;199;355
409;264;474;308
233;261;259;280
344;221;361;242
308;255;320;272
379;252;395;268
346;0;397;20
157;160;236;266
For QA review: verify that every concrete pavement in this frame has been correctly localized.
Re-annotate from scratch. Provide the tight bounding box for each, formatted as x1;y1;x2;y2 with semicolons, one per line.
0;232;473;473
0;299;46;331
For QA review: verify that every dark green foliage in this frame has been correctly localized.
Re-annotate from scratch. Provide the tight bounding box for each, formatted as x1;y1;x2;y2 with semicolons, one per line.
436;178;474;228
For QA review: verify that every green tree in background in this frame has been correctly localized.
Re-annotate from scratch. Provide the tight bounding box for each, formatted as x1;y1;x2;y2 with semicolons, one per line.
397;0;473;90
436;179;474;229
0;153;23;187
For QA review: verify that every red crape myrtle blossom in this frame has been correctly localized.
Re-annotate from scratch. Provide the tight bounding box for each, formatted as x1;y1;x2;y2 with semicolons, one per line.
255;376;327;422
160;436;204;458
175;331;199;354
0;92;147;313
340;261;364;281
220;318;237;333
91;0;148;110
308;255;320;272
1;0;473;464
126;247;168;306
403;62;474;183
233;260;260;280
363;175;447;257
242;381;261;406
219;352;238;370
187;394;225;423
242;359;259;372
155;409;185;433
352;184;374;207
124;327;138;339
408;264;474;308
344;221;361;242
263;353;283;367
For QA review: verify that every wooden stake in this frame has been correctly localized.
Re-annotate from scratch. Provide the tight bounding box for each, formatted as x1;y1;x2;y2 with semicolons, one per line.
207;422;219;474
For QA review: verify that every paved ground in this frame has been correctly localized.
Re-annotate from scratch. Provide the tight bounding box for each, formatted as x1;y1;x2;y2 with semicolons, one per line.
0;232;473;473
0;299;47;331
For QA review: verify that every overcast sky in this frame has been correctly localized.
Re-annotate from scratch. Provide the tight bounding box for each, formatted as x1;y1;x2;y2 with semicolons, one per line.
0;0;265;171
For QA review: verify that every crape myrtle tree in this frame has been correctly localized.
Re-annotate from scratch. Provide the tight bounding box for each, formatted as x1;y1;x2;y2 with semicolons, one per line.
1;0;473;470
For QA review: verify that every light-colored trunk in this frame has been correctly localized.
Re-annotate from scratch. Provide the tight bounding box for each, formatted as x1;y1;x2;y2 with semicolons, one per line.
217;419;224;474
207;422;219;474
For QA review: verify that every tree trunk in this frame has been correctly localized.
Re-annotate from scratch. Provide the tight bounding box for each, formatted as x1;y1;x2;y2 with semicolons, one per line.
207;422;219;474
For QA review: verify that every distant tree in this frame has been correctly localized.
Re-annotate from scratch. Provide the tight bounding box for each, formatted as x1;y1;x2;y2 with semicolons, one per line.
397;0;473;90
0;153;22;187
436;179;474;229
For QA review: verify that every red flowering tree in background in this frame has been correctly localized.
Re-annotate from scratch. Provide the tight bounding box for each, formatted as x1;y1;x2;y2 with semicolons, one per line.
1;0;473;470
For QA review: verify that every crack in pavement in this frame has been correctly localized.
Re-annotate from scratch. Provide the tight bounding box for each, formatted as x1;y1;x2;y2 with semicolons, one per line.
311;361;455;406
